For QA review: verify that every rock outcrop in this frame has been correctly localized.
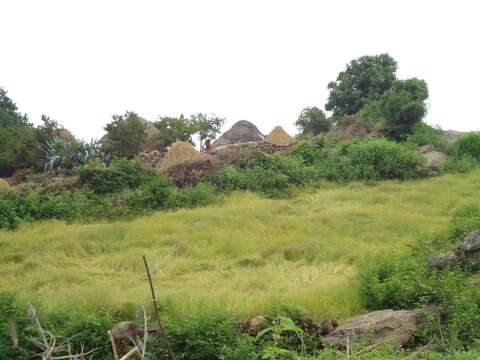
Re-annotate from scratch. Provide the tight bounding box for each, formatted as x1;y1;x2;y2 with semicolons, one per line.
427;251;458;270
322;309;421;349
461;228;480;268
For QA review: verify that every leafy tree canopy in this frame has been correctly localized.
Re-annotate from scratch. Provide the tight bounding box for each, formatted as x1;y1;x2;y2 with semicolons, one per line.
326;54;398;117
104;111;147;158
295;107;331;136
380;78;429;139
153;115;195;146
190;113;225;149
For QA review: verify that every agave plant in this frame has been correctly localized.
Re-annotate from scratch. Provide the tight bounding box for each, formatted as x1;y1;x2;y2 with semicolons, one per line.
77;139;112;167
43;138;111;175
43;137;77;175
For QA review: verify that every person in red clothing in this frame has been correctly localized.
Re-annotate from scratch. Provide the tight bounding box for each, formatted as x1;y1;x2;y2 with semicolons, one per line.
204;139;212;152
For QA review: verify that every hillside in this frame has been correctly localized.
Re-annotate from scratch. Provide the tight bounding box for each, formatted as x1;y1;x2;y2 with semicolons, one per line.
2;170;480;321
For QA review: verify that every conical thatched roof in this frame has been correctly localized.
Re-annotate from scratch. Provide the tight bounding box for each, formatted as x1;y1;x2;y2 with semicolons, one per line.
160;141;211;171
265;126;295;146
0;178;10;190
212;120;264;147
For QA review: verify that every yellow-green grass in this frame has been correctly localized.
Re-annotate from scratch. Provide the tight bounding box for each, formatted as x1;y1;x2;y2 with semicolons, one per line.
2;170;480;321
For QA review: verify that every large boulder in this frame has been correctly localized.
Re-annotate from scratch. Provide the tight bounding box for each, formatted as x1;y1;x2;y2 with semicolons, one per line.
427;251;458;270
461;229;480;268
442;130;467;144
209;141;259;165
419;151;447;175
322;309;421;349
212;120;264;147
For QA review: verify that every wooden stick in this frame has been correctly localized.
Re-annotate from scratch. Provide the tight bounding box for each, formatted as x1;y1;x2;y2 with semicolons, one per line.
143;255;176;360
119;347;139;360
107;330;119;360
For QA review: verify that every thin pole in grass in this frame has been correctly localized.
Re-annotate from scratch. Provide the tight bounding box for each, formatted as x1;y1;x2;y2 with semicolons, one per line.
143;255;176;360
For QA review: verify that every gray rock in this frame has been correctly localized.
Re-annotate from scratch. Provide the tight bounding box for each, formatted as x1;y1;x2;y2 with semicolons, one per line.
461;229;480;253
442;130;467;144
212;120;264;147
427;251;458;270
460;229;480;268
322;309;420;349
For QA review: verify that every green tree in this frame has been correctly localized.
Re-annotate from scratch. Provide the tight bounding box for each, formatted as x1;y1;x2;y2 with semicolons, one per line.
0;87;41;176
190;113;226;150
380;78;429;139
295;107;331;136
153;115;196;146
104;111;147;158
326;54;398;117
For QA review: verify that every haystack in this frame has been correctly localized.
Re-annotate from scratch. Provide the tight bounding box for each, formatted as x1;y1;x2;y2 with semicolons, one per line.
212;120;264;147
265;126;295;146
160;141;211;171
0;178;10;190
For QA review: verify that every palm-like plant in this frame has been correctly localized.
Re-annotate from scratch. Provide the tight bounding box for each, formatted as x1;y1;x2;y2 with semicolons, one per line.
43;138;111;174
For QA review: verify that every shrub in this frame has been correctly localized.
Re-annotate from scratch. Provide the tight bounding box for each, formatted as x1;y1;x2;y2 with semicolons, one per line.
358;205;480;350
78;159;156;194
334;138;423;182
0;292;28;360
205;166;243;193
0;198;19;229
406;122;446;151
292;141;321;166
151;311;257;360
449;133;480;161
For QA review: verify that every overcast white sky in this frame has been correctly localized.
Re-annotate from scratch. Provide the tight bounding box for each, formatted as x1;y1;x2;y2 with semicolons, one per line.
1;0;479;141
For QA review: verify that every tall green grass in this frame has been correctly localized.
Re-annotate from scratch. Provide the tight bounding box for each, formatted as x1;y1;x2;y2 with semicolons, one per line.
2;170;480;320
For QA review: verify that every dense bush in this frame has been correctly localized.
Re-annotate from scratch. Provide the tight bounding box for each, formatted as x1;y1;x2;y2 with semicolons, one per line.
359;205;480;350
78;158;156;194
318;138;424;182
0;169;218;230
448;132;480;161
406;122;446;151
152;311;258;360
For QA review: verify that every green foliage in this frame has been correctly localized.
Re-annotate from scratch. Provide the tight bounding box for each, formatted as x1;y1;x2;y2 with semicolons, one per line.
47;312;116;359
381;78;429;139
0;292;28;360
190;112;226;149
292;141;322;166
359;205;480;350
206;153;320;198
326;139;424;182
152;311;256;360
154;114;196;146
296;107;331;136
0;198;19;229
78;158;156;194
104;111;147;158
0;125;41;177
326;54;398;117
406;123;446;151
448;133;480;161
43;137;79;175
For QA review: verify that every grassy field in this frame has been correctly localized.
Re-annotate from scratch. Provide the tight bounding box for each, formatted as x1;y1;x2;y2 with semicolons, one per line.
2;170;480;321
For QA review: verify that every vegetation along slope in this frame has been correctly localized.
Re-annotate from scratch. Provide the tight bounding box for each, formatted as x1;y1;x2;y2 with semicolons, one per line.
2;170;479;320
